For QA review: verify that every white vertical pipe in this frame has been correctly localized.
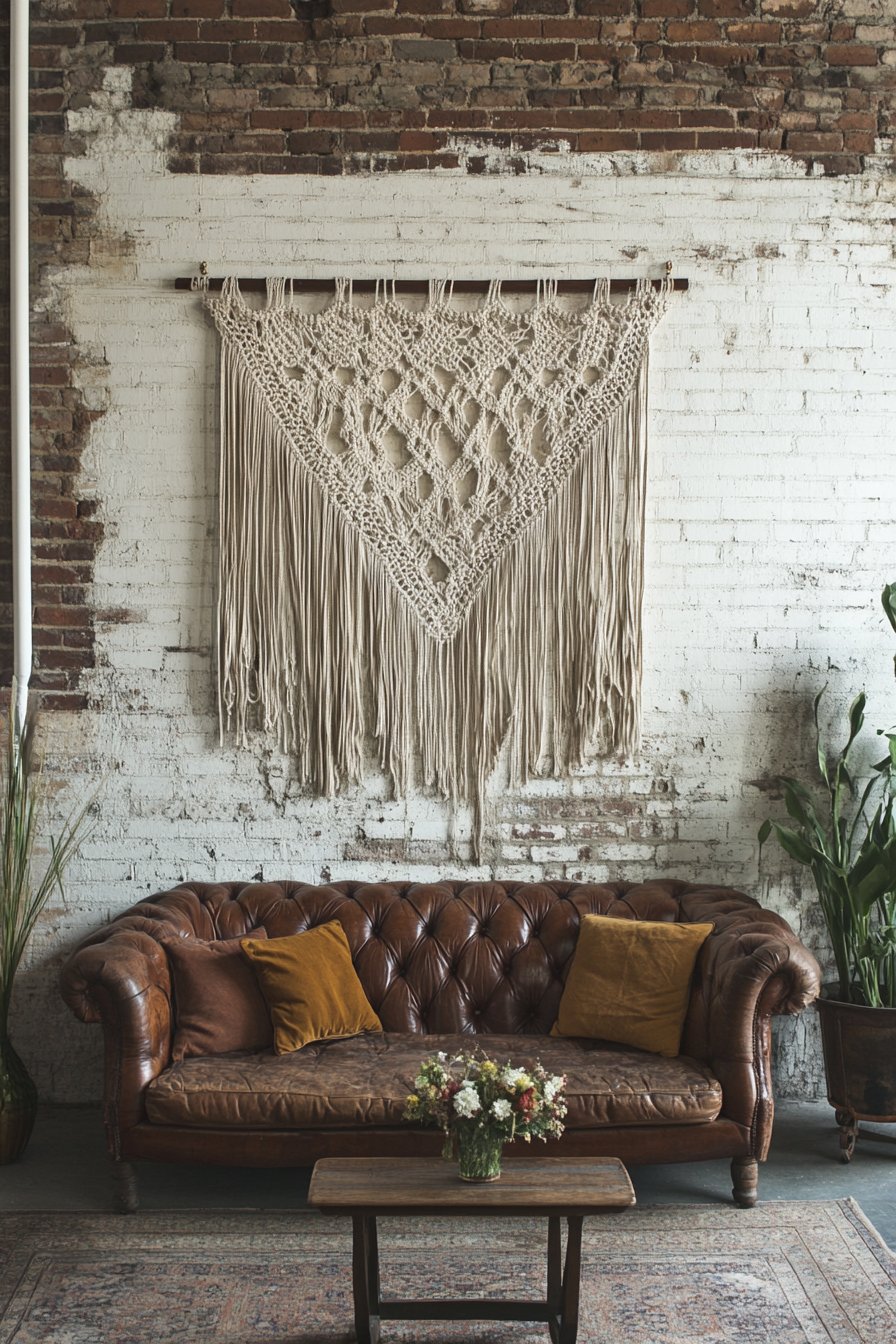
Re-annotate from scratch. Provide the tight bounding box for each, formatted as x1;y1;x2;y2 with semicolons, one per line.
10;0;31;730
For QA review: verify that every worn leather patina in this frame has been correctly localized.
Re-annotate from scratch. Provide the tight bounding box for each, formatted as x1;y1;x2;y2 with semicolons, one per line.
146;1031;723;1130
60;879;821;1200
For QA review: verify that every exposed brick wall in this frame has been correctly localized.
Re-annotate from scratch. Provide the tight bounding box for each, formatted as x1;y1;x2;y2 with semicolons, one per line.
30;335;104;712
30;60;108;710
0;6;109;708
56;0;896;179
1;0;891;710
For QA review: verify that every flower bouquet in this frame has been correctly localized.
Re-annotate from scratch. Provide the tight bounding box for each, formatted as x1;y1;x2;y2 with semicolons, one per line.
403;1049;568;1182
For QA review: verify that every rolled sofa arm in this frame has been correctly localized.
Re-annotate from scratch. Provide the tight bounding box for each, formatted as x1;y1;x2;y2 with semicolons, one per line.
60;913;179;1156
59;882;269;1156
678;885;822;1160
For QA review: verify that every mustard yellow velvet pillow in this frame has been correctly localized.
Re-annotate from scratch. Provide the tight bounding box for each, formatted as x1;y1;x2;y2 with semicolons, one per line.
241;921;382;1056
550;914;713;1058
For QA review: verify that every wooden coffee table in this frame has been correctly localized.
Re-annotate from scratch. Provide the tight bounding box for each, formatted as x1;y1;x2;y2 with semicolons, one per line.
308;1156;635;1344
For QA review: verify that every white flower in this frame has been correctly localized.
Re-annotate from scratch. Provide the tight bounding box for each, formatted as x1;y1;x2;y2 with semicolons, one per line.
453;1086;481;1118
437;1052;448;1063
501;1067;528;1088
491;1098;512;1120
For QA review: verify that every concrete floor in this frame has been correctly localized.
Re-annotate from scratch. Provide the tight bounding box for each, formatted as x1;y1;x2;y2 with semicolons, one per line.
3;1101;895;1249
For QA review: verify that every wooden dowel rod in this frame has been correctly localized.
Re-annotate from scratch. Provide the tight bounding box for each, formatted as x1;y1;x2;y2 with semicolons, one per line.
173;276;688;294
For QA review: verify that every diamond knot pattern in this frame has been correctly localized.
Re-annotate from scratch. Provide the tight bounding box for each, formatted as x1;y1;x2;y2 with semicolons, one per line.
210;281;669;642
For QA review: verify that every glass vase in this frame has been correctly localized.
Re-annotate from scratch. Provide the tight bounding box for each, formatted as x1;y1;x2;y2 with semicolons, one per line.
0;1034;39;1165
455;1125;504;1182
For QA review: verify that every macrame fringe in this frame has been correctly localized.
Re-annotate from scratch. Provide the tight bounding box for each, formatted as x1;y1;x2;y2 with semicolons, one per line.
218;343;648;858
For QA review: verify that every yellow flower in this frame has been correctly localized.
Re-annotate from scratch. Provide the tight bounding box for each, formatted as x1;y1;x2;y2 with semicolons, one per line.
480;1061;498;1076
406;1095;419;1107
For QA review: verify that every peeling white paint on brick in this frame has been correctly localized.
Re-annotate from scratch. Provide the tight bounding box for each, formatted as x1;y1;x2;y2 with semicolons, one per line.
11;89;896;1106
65;71;178;202
438;138;896;178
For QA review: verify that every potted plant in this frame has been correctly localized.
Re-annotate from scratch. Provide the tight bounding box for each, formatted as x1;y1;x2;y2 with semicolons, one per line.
0;692;93;1164
759;584;896;1161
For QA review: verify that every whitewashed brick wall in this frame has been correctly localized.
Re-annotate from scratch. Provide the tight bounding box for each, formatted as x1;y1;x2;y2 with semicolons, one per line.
12;80;896;1105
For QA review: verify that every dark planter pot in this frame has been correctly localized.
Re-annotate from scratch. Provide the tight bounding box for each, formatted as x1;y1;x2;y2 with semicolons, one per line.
0;1034;39;1165
816;992;896;1163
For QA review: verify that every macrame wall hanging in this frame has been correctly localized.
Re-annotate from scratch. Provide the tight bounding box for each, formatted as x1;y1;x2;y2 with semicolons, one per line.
207;277;671;852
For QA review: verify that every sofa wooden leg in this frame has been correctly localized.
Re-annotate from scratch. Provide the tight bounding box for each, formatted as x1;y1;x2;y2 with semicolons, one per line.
113;1161;139;1214
731;1157;758;1208
836;1113;858;1163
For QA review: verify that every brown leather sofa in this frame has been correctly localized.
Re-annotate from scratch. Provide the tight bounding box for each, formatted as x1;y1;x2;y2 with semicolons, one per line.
60;878;821;1212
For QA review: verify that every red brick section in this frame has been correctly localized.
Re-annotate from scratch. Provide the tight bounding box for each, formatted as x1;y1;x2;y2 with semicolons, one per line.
1;0;894;705
118;0;892;176
0;9;105;709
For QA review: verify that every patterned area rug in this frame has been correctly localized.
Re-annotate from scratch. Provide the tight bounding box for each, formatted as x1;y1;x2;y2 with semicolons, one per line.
1;1200;894;1343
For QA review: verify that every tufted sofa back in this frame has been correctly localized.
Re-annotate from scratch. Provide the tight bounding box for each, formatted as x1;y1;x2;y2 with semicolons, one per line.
79;878;754;1039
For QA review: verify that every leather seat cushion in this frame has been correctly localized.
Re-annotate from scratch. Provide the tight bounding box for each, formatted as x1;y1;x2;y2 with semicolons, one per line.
145;1032;722;1130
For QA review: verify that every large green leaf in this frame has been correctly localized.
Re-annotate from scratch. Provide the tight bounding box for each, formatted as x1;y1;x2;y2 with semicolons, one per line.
782;780;827;846
882;582;896;636
869;798;896;850
885;732;896;774
834;760;856;805
849;774;881;850
813;687;830;786
771;823;823;869
851;863;892;913
846;692;867;753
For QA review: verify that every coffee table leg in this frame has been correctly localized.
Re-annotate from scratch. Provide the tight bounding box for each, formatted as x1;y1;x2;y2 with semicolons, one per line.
352;1215;381;1344
365;1215;381;1319
552;1215;583;1344
547;1216;562;1307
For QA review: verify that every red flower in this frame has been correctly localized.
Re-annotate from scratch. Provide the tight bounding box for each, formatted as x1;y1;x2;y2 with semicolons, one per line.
516;1087;535;1113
